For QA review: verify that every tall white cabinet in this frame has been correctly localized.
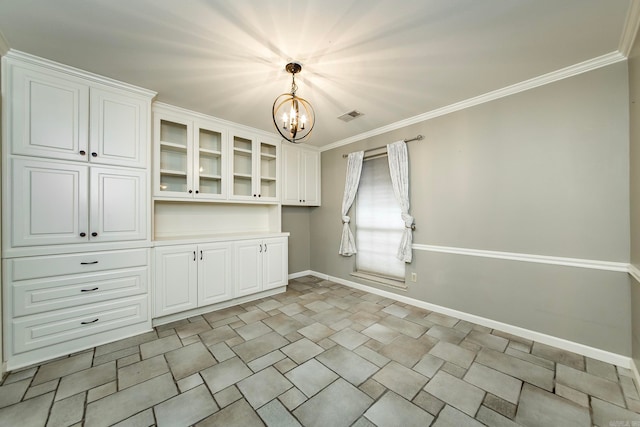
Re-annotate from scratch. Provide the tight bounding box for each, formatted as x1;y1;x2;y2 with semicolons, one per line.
2;51;156;369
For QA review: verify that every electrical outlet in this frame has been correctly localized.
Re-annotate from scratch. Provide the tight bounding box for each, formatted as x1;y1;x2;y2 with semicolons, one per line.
411;272;417;282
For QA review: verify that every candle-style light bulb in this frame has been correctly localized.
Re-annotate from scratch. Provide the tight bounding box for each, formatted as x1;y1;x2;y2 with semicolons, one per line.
282;112;288;129
301;114;306;130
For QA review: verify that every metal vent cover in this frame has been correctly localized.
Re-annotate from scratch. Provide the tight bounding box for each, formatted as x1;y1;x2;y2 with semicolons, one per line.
337;110;364;122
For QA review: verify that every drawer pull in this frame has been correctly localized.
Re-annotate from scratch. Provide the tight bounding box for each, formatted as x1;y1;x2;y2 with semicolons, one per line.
80;287;99;293
80;261;99;265
81;318;99;325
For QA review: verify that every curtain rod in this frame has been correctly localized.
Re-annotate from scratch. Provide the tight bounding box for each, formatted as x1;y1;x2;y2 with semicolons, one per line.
342;134;423;158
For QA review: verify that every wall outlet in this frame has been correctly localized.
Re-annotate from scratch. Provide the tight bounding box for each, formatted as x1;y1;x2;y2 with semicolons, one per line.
410;272;417;282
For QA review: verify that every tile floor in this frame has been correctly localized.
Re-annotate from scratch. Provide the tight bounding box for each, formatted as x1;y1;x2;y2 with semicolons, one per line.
1;275;640;426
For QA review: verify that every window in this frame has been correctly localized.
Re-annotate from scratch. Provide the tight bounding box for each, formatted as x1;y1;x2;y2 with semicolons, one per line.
355;156;406;282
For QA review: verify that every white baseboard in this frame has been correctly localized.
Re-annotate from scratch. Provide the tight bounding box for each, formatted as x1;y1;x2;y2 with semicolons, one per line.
297;270;633;369
288;270;315;280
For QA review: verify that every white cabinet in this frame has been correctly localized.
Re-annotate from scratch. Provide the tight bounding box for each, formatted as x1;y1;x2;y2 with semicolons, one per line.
11;158;147;247
154;108;227;200
154;242;233;317
235;237;288;297
8;62;149;168
230;130;279;202
281;144;320;206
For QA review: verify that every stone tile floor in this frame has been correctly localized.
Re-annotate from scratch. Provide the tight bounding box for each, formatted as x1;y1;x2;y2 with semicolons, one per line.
1;275;640;426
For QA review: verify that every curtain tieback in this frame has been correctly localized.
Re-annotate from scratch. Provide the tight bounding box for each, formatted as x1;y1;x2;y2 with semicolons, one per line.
342;216;351;224
402;214;414;229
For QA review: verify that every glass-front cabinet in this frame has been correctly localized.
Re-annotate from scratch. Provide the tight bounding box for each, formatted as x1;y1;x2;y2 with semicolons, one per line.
230;129;279;202
154;109;227;200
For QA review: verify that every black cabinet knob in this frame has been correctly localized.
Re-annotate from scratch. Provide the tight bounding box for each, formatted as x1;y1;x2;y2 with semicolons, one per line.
79;150;86;156
91;152;97;157
188;190;193;194
91;232;98;237
195;190;199;194
80;232;86;237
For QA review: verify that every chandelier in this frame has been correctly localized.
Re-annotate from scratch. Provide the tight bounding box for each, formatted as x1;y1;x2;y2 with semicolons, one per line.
272;62;315;143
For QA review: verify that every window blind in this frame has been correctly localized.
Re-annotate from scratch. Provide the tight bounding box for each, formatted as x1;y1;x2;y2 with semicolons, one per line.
355;156;406;280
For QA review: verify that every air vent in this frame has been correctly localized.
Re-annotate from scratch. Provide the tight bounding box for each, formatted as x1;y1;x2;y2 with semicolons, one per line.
337;110;364;122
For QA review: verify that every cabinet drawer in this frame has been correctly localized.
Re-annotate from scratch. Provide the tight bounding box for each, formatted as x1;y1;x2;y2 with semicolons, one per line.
13;267;148;316
9;249;148;281
12;295;149;354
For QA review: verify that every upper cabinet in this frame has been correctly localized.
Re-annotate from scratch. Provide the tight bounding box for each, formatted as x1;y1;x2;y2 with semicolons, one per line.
153;107;227;200
281;144;321;206
7;60;150;168
230;129;279;203
153;103;280;204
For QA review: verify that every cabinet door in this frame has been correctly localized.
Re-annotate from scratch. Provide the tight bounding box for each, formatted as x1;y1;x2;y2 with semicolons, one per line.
154;246;198;317
154;115;194;198
198;242;233;306
234;240;262;297
258;137;279;202
12;159;88;246
230;132;256;201
281;144;301;205
90;167;147;242
89;87;149;168
302;149;320;206
9;63;89;161
263;238;288;291
194;122;226;200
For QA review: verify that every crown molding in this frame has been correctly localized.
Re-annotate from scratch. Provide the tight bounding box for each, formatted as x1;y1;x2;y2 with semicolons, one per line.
0;29;9;56
629;264;640;283
4;49;156;98
321;51;626;153
619;0;640;57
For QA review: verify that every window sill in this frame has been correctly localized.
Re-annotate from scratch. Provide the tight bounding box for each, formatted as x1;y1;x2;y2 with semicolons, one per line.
350;271;407;290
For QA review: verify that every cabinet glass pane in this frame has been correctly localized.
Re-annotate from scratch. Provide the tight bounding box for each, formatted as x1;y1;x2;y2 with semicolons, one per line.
199;129;222;152
160;120;187;147
233;136;252;151
261;180;277;198
199;153;221;177
233;176;252;196
199;177;221;195
161;146;187;172
160;174;188;192
233;151;252;176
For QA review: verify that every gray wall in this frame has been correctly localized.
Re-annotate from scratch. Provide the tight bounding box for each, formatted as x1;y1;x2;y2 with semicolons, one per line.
282;206;312;274
308;62;632;355
629;33;640;369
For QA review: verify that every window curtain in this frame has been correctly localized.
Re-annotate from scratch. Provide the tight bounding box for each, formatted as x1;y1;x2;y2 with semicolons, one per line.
339;150;364;256
387;141;414;262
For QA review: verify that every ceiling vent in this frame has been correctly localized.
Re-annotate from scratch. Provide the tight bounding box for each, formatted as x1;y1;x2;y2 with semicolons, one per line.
337;110;364;122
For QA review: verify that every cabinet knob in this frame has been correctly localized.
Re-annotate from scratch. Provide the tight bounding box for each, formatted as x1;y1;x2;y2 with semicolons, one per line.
253;194;257;197
91;152;97;157
189;190;193;194
79;150;86;156
80;232;86;237
91;232;98;237
195;190;199;194
258;194;261;198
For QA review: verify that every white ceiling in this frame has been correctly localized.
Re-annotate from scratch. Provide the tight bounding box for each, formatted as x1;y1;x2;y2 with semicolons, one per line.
0;0;633;148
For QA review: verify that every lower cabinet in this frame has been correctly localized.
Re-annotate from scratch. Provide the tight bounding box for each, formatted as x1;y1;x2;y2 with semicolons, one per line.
154;242;233;317
153;236;287;318
235;237;288;297
5;248;151;369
